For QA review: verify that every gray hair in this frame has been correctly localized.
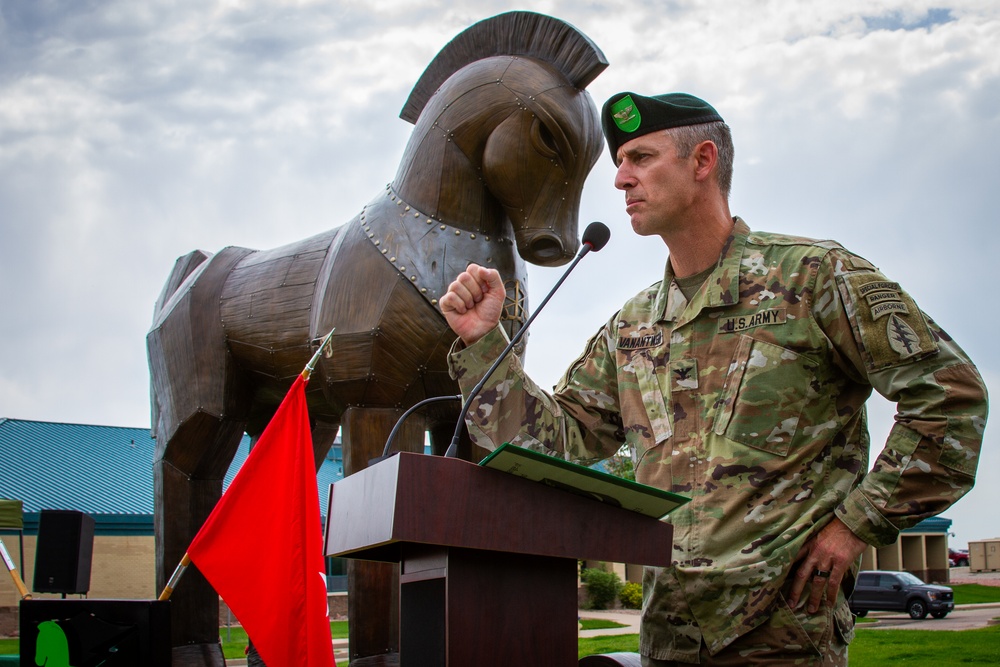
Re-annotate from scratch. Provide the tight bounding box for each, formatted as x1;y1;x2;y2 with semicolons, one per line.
664;121;734;200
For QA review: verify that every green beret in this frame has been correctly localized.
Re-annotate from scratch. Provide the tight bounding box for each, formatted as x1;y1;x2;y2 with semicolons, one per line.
601;92;724;160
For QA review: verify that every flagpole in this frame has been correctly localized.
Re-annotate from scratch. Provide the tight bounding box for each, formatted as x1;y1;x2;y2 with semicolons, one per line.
158;552;191;601
0;537;31;600
156;328;335;602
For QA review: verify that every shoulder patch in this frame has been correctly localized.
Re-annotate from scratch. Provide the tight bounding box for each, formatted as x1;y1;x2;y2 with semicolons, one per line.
840;272;938;370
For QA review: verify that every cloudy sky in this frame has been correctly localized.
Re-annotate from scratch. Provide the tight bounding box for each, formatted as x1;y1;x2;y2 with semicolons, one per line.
1;1;997;548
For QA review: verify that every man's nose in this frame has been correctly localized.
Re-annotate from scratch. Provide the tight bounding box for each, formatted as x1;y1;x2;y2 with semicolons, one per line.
614;162;635;190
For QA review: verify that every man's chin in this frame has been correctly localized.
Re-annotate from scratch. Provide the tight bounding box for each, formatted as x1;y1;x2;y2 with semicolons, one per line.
630;217;655;237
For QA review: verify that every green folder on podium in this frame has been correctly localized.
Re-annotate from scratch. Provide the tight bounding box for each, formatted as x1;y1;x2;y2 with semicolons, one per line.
479;442;689;519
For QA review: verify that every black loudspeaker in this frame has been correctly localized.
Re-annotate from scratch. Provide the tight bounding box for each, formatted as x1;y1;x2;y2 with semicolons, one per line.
33;509;95;595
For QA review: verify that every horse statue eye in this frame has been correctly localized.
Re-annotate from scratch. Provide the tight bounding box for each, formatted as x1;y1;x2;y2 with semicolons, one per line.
530;118;559;159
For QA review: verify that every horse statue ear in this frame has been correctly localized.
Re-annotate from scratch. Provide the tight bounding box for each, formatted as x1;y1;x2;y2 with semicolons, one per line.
400;10;608;124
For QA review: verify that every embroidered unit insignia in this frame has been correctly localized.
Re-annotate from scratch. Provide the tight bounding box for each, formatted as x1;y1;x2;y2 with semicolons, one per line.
886;314;923;359
611;95;641;133
841;270;938;369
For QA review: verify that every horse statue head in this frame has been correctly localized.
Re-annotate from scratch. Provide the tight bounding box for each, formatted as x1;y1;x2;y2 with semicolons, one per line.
394;11;606;266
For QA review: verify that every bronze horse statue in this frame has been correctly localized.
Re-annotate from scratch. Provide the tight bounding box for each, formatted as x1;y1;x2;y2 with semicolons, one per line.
147;11;606;665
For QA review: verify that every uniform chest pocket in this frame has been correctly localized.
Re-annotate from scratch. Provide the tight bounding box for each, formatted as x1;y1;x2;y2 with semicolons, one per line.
713;335;814;456
617;344;673;446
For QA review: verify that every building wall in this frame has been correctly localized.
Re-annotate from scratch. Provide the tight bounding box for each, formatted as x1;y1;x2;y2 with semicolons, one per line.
860;531;950;583
1;534;156;607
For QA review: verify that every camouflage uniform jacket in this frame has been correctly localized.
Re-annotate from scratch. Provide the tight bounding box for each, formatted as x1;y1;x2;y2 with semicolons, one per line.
448;218;987;661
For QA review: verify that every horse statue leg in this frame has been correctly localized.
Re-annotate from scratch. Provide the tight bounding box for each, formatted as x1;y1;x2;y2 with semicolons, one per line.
154;420;246;667
149;247;255;665
339;407;425;666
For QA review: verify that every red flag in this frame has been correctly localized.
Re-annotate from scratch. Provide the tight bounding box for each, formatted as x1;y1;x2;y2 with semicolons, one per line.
187;375;333;667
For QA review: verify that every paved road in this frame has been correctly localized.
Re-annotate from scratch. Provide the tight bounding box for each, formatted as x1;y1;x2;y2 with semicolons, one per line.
862;603;1000;631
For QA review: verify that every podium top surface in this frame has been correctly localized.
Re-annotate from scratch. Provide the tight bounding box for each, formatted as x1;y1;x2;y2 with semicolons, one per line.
324;452;674;567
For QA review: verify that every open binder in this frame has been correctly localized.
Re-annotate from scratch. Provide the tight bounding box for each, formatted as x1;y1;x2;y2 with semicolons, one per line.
479;442;689;519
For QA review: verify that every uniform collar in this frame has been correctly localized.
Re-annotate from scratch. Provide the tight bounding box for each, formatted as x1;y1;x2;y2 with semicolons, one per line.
653;217;750;321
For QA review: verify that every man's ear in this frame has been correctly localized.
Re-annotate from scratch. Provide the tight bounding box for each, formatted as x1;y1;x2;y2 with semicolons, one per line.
692;140;718;183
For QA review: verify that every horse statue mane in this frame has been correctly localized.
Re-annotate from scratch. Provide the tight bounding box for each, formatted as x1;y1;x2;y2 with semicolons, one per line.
148;12;607;664
400;11;607;123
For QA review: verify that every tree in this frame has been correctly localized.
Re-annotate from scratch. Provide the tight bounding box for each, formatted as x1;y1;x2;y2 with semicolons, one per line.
603;444;635;481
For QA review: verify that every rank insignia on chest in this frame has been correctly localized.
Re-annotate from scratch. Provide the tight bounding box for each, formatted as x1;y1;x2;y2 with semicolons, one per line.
718;308;787;333
670;358;699;391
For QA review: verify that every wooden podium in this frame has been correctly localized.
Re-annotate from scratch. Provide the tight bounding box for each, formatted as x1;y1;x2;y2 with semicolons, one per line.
325;452;674;666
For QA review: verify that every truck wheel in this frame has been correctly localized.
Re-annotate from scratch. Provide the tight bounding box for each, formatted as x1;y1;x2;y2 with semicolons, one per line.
907;599;928;619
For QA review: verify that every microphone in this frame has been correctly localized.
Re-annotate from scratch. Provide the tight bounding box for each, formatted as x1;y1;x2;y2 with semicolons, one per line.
444;221;611;458
370;394;462;465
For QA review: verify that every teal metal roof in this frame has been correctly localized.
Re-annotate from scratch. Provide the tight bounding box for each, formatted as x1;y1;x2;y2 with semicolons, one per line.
0;417;344;531
902;516;952;534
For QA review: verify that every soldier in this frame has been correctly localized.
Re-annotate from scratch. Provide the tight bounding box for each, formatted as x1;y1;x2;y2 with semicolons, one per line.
440;91;988;665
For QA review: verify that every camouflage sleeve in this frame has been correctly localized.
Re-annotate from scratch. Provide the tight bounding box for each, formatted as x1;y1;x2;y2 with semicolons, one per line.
815;248;989;547
448;320;625;464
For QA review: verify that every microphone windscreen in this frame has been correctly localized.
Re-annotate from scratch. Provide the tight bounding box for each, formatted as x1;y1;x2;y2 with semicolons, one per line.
582;221;611;252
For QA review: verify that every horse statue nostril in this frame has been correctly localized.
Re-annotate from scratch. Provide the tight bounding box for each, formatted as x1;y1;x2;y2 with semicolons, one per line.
527;235;566;263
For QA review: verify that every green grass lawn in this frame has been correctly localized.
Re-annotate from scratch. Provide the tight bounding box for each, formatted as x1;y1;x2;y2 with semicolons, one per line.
952;583;1000;605
580;618;629;631
850;625;1000;665
579;625;1000;663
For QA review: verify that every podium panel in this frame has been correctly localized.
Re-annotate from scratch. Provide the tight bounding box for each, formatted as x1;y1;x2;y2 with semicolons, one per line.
399;545;578;666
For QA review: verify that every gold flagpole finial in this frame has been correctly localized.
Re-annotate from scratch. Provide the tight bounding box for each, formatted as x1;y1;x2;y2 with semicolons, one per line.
301;328;336;381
